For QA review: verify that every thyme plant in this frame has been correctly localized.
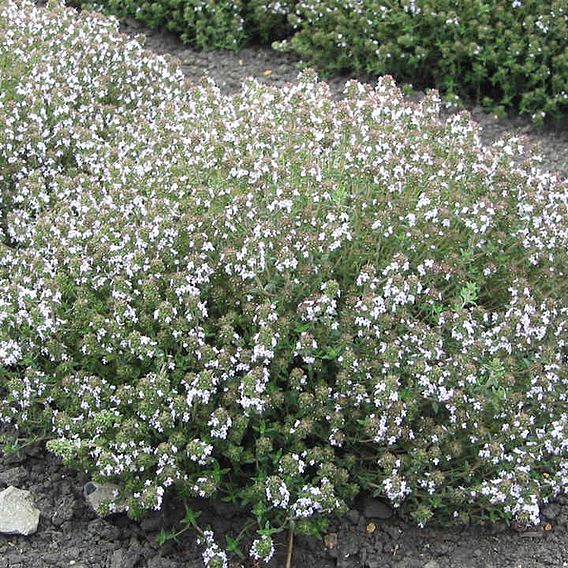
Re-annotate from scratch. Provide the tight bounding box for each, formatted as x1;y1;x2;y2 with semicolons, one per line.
1;1;567;565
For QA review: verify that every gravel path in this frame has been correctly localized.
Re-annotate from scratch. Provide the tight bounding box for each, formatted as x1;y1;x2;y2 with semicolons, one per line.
1;7;568;568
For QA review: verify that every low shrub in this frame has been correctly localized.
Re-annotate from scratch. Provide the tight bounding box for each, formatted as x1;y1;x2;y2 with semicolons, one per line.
245;0;292;43
279;0;568;121
71;0;294;48
74;0;247;49
70;0;568;120
1;1;568;565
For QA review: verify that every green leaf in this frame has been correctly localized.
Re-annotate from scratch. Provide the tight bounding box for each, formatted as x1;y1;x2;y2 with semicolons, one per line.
272;448;283;466
182;506;202;528
157;528;177;546
257;521;284;536
224;535;245;559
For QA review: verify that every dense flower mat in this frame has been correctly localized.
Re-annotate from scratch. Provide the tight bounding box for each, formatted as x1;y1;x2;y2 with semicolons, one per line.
0;1;567;565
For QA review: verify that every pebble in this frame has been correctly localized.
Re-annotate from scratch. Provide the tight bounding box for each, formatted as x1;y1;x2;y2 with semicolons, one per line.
346;509;360;525
324;532;338;551
0;486;41;536
0;466;28;488
362;496;393;520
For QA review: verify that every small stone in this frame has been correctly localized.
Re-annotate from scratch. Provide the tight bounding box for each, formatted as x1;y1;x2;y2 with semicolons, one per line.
0;466;27;487
345;509;360;525
362;496;393;520
0;486;41;535
542;504;561;521
83;481;127;516
324;532;338;550
423;561;441;568
366;522;376;534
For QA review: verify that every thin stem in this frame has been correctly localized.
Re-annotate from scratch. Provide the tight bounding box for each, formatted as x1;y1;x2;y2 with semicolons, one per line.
285;521;294;568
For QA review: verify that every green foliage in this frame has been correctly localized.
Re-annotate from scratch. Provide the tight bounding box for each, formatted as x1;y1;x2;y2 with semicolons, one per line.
279;0;568;121
245;0;293;42
74;0;246;49
1;2;568;563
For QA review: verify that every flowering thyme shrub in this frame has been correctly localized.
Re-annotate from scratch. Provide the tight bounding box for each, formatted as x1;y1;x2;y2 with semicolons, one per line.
1;0;568;563
75;0;247;49
278;0;568;121
72;0;293;48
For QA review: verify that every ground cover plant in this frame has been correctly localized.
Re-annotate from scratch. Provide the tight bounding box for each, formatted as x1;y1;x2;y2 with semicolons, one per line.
71;0;568;121
1;1;568;566
275;0;568;122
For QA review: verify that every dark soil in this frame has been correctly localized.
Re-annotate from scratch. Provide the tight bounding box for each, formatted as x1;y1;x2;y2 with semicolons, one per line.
2;7;568;568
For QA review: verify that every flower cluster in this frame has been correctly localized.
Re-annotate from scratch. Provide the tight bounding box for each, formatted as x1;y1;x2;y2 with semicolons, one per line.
1;2;567;565
197;530;228;568
249;535;275;562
